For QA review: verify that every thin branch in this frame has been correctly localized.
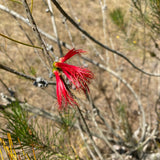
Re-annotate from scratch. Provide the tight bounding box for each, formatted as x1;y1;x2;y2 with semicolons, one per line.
14;16;51;74
0;78;15;96
0;4;71;50
99;0;109;63
90;104;124;160
0;4;51;74
22;0;53;67
0;4;52;74
76;105;104;160
77;119;97;160
81;56;146;142
0;63;56;85
0;33;42;50
50;0;160;77
47;0;63;56
80;92;123;142
128;128;157;158
0;94;63;126
0;93;111;144
63;18;75;48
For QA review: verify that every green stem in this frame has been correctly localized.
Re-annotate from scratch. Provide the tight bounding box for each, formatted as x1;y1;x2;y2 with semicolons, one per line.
0;33;43;50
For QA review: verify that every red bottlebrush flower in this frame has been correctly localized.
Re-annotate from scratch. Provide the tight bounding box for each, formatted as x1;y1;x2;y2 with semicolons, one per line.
54;62;94;94
59;48;86;63
54;70;77;110
53;48;94;109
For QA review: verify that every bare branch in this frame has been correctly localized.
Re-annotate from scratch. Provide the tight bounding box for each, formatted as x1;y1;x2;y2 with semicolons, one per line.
81;56;146;142
22;0;53;67
77;119;97;160
0;63;56;85
50;0;160;77
76;105;104;160
47;0;63;56
0;4;71;50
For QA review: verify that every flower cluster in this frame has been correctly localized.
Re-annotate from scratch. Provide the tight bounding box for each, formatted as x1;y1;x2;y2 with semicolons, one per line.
53;49;94;110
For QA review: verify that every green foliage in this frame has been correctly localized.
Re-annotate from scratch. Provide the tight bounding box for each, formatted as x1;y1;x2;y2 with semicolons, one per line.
132;0;160;35
1;101;45;158
29;66;37;76
0;101;79;159
1;101;38;146
117;103;133;142
149;0;160;10
8;0;22;4
149;0;160;33
109;8;126;31
59;109;76;131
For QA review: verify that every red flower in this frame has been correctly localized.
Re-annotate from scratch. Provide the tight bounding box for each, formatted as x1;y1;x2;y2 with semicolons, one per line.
59;48;86;63
53;48;94;109
54;63;93;94
54;70;77;110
